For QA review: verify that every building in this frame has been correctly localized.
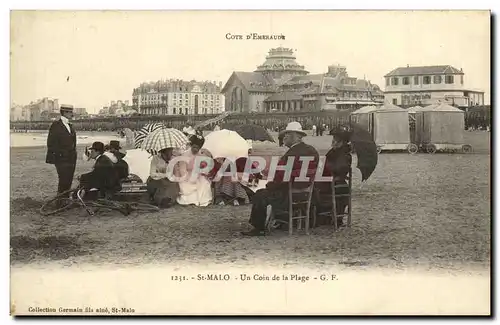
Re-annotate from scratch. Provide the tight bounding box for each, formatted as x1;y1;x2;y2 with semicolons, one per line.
99;100;130;116
131;80;224;116
10;97;63;121
384;65;485;107
221;47;384;113
10;104;24;121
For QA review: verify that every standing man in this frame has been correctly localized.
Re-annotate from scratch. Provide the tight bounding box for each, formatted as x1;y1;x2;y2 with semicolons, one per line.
45;104;77;196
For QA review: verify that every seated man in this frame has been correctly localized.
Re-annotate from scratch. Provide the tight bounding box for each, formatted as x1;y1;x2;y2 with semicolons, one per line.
242;122;319;236
106;140;129;182
78;141;120;200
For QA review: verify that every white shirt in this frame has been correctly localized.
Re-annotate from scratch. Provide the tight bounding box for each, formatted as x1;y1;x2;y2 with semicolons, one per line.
60;116;71;134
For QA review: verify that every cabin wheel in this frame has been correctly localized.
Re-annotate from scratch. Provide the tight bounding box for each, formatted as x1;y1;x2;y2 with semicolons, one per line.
462;144;473;153
426;144;437;154
407;144;419;154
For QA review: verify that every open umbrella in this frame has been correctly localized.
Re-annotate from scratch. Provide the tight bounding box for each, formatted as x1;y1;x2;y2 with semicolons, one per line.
203;129;249;159
223;124;275;142
330;124;378;181
134;123;167;148
141;128;189;155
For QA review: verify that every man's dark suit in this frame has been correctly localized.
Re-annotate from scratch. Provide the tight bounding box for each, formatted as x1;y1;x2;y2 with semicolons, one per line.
79;155;119;198
249;141;319;231
46;119;77;195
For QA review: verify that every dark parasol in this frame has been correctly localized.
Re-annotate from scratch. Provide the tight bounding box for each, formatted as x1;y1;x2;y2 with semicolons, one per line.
330;123;378;181
222;123;275;143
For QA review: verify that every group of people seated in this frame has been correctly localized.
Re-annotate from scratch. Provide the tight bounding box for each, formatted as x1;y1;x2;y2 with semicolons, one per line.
78;120;353;237
242;121;352;236
145;134;262;209
77;140;130;200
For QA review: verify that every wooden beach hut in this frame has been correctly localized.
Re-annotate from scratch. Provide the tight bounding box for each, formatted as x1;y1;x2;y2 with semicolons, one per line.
414;103;471;153
351;103;413;153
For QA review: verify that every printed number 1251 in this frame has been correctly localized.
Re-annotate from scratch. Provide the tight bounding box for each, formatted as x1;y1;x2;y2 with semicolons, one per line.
171;275;188;282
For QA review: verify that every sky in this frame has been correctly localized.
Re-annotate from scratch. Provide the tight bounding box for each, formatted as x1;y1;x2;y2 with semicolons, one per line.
10;10;491;114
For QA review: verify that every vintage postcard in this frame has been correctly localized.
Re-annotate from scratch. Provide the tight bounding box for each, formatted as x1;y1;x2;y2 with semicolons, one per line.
10;10;491;316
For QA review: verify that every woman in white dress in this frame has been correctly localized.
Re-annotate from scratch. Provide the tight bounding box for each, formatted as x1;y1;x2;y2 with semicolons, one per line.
176;135;213;207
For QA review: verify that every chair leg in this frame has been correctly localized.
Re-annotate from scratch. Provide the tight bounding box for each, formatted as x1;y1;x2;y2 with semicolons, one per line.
305;208;310;235
347;199;352;227
312;205;317;228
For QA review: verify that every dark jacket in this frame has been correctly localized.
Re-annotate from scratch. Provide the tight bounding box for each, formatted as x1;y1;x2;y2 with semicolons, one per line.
112;152;130;181
316;144;352;193
46;119;77;164
324;144;352;180
79;155;119;195
266;141;319;191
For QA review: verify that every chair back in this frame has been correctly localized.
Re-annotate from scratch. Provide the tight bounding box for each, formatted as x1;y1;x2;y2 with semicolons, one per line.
288;169;316;212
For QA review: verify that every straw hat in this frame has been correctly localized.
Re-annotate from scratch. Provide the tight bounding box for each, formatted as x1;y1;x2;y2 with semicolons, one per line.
280;121;307;136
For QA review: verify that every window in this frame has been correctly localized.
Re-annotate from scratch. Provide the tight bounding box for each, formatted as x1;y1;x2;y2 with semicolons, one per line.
413;76;419;85
433;75;442;84
173;107;176;114
173;94;176;98
392;98;398;105
460;75;463;85
445;75;455;84
423;76;431;84
402;77;410;85
391;77;399;86
185;100;188;105
185;94;188;99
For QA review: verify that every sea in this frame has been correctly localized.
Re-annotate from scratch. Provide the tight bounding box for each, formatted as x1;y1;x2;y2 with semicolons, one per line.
10;131;124;148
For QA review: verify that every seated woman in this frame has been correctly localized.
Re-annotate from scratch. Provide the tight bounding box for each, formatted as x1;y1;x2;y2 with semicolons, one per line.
315;128;352;227
176;135;213;207
209;156;261;206
146;147;181;208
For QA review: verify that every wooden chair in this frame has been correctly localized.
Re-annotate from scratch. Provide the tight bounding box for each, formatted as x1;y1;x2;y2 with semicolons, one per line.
313;168;352;231
267;172;316;235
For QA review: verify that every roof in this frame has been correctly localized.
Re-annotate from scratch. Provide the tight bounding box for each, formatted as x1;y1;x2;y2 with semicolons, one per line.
419;103;464;112
221;71;276;93
264;91;302;102
384;65;464;77
351;105;378;114
407;105;425;113
373;103;406;112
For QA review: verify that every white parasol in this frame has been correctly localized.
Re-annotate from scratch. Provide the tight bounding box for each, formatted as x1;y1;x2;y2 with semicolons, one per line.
203;129;249;159
122;149;153;183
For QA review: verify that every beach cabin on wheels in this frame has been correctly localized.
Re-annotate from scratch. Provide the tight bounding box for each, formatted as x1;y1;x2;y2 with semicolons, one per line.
407;106;424;146
414;103;472;153
351;103;414;153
